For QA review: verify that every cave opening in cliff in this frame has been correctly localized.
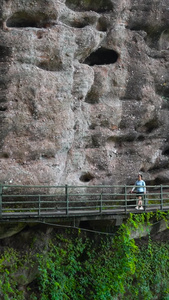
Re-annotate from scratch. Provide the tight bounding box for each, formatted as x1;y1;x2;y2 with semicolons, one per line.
79;172;94;182
6;12;50;28
83;48;119;66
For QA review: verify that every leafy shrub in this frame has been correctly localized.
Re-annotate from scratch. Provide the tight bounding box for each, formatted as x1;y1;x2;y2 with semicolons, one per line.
0;212;169;299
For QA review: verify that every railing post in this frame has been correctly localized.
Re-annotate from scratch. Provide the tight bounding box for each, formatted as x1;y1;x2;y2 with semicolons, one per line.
100;192;102;213
38;195;41;216
65;185;69;215
160;185;163;210
144;193;147;211
125;185;127;213
0;185;2;218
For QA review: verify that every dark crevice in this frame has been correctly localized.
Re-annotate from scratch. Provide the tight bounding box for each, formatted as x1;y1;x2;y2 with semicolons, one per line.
144;118;160;133
91;134;103;147
83;48;119;66
59;15;95;29
156;85;169;99
154;177;169;185
89;123;97;130
85;89;99;104
36;31;44;39
114;133;137;143
0;106;7;111
136;135;145;141
0;97;7;103
6;12;52;28
37;61;62;72
96;17;108;32
66;21;88;28
79;172;94;182
7;18;37;28
148;161;169;172
162;147;169;156
106;137;116;144
65;0;113;13
140;167;146;173
0;46;12;62
127;25;167;49
0;152;10;159
0;80;9;90
162;97;169;110
41;151;56;159
60;15;108;31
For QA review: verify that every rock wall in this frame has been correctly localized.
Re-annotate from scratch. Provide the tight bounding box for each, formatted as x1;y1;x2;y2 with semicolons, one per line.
0;0;169;187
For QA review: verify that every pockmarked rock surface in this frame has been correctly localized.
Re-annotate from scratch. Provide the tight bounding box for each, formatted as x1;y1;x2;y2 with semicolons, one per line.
0;0;169;187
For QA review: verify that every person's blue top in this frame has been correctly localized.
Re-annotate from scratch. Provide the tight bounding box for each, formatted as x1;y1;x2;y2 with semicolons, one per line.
133;180;146;193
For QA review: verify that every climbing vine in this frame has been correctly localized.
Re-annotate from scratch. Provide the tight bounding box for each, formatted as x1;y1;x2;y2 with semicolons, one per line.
0;211;169;299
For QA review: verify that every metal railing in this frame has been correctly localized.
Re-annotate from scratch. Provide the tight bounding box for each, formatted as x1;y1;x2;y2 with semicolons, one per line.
0;184;169;219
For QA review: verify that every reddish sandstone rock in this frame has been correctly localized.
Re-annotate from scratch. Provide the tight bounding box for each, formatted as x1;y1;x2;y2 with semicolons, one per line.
0;0;169;187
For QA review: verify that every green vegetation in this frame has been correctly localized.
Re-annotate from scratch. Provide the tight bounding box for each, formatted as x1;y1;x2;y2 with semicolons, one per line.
0;248;25;300
0;212;169;299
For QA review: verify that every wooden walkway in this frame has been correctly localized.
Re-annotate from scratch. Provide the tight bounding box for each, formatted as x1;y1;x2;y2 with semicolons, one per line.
0;184;169;222
1;204;169;222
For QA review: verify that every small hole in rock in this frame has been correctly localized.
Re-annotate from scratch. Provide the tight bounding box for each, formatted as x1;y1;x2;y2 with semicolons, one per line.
79;172;94;182
6;12;50;28
0;106;7;111
84;48;119;66
0;46;12;62
7;14;37;27
96;17;108;32
0;152;10;158
137;135;145;141
37;31;44;39
145;118;159;133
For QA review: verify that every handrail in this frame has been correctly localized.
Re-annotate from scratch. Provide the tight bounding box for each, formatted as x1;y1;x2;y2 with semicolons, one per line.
0;184;169;220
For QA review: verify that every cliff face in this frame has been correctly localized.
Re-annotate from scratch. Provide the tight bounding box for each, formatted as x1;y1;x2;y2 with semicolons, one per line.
0;0;169;186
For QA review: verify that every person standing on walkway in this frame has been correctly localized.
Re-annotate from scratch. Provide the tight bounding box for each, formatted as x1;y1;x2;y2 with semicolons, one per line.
131;173;146;210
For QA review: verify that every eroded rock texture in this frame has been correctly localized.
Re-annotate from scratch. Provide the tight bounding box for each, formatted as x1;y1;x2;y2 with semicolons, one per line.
0;0;169;186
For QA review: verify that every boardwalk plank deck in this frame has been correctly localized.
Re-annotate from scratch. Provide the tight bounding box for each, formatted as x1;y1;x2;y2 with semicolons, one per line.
1;205;169;220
